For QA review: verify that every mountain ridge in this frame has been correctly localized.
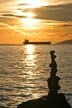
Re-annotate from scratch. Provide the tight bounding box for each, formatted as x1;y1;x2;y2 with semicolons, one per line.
56;40;72;44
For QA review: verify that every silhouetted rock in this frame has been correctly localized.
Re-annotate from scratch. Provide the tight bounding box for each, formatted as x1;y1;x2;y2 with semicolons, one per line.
17;51;71;108
17;93;71;108
0;106;9;108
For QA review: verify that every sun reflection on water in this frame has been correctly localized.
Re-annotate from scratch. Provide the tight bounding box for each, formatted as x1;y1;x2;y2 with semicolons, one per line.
25;45;35;54
24;45;36;71
23;45;37;97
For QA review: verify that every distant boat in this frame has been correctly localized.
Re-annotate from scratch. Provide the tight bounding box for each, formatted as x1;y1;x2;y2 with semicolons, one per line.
23;39;51;45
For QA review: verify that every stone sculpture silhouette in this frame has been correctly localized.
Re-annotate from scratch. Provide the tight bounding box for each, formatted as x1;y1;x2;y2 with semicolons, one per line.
17;51;71;108
48;50;60;96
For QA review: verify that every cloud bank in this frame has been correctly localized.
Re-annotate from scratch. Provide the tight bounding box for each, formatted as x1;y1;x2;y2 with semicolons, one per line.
0;3;72;21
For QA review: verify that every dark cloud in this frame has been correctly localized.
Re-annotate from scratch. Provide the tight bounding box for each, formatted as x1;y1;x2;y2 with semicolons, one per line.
18;3;29;6
1;13;27;18
2;13;16;17
48;0;72;5
19;3;72;21
61;24;72;27
32;3;72;21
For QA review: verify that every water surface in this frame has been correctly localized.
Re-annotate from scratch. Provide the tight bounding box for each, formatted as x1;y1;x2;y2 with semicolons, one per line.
0;44;72;108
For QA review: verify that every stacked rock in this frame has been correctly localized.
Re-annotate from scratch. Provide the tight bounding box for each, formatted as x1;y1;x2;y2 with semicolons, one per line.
47;51;60;96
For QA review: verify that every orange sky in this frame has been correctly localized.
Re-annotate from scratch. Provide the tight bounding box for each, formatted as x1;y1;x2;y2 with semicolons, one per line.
0;0;72;44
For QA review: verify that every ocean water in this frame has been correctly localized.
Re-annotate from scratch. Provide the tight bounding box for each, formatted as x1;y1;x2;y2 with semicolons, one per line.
0;44;72;108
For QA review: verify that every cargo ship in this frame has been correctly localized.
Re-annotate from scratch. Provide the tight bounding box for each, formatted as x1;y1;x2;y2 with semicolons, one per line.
23;39;51;45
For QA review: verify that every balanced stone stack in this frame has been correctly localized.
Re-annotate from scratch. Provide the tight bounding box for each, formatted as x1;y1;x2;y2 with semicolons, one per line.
47;51;60;96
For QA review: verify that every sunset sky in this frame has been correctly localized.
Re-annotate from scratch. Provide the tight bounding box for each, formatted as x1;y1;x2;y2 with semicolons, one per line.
0;0;72;44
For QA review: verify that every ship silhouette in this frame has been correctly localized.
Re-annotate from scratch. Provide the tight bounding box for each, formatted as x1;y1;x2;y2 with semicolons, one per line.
23;39;51;45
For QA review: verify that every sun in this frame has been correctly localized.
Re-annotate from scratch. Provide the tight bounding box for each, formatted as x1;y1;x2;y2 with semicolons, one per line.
14;9;35;18
17;0;48;8
25;0;47;7
24;12;36;18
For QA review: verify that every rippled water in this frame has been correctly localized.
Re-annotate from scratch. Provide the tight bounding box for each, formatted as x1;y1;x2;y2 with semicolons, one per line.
0;44;72;108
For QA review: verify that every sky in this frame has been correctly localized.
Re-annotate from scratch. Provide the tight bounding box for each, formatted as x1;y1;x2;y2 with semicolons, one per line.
0;0;72;44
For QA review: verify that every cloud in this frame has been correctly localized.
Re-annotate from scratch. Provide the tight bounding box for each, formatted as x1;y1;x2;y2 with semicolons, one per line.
61;24;72;27
1;3;72;21
0;22;27;36
32;3;72;21
2;13;27;18
48;0;72;5
2;13;16;17
0;0;15;3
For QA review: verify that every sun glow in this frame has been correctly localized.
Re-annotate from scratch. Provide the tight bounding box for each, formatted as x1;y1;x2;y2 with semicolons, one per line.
20;18;40;29
16;0;48;8
14;9;35;18
25;12;36;18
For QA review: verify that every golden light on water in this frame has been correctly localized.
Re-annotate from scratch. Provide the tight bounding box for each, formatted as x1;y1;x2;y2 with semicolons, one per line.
25;45;35;54
23;45;42;98
25;45;36;67
22;45;47;98
22;45;36;78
